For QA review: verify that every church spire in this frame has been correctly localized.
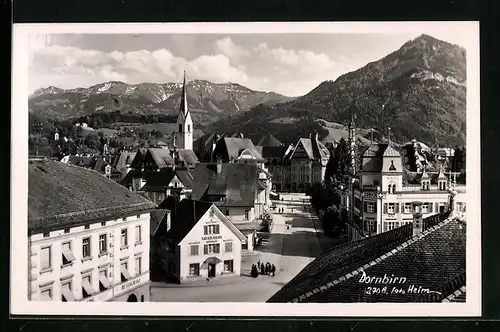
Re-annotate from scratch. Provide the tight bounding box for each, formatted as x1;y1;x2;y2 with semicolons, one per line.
180;70;189;117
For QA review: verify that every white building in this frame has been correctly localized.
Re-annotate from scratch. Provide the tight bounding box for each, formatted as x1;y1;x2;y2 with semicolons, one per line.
339;142;466;242
175;70;194;151
28;159;156;302
151;199;246;283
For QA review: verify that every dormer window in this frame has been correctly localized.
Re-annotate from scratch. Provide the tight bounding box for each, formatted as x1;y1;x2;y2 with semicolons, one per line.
389;160;396;171
438;181;447;191
422;180;430;191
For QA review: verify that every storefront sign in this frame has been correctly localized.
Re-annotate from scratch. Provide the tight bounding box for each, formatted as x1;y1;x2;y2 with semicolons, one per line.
202;235;222;241
113;273;148;298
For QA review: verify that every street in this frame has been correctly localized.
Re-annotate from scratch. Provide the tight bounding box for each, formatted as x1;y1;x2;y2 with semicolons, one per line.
150;193;346;302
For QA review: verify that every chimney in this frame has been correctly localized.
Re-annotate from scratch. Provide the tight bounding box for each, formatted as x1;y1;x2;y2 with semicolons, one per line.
411;201;424;236
166;210;172;232
216;157;222;174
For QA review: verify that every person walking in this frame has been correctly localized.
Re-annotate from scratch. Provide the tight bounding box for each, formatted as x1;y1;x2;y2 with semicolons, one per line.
257;261;261;269
260;263;265;275
271;264;276;277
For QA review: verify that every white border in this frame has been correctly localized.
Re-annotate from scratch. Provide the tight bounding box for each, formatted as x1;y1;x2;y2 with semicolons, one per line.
11;22;481;317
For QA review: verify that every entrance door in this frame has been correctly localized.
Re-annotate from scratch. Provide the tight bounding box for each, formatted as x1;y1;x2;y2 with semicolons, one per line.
127;294;138;302
208;263;216;278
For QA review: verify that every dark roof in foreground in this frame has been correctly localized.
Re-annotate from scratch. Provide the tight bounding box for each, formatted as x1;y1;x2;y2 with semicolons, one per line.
268;214;465;303
29;159;156;234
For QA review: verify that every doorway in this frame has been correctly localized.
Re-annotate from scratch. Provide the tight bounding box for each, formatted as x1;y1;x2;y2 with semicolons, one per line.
127;294;138;302
208;263;216;278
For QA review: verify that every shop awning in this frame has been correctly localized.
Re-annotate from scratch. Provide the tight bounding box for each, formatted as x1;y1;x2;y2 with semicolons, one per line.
61;287;75;301
62;247;76;262
82;279;96;296
121;266;131;281
99;275;111;289
202;257;222;266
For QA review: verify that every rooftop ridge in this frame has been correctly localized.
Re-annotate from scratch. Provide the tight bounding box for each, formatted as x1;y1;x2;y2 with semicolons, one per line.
290;217;454;303
30;202;155;222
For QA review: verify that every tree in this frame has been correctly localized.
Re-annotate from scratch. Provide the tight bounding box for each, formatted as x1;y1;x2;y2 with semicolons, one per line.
84;133;101;150
453;146;466;172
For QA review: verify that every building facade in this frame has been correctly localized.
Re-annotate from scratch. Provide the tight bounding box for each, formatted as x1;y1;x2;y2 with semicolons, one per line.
151;200;246;283
28;159;156;302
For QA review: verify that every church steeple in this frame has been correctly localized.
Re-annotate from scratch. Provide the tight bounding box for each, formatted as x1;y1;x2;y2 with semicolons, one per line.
175;70;193;150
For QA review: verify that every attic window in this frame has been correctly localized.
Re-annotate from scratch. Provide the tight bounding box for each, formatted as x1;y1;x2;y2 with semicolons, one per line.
389;160;396;171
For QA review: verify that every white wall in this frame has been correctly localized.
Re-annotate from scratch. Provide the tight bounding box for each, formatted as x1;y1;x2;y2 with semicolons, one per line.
179;207;242;281
29;213;150;302
219;206;254;223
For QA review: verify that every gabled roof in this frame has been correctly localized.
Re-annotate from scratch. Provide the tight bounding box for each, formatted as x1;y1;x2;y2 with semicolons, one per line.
289;137;330;161
257;134;283;147
176;149;199;165
216;137;265;162
29;159;156;234
111;151;137;170
148;148;175;168
382;145;401;157
268;214;465;303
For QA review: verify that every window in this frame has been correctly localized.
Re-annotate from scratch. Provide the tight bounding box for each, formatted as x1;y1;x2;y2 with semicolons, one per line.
203;243;220;254
439;181;447;191
367;203;375;213
203;224;220;235
387;203;395;214
43;232;50;238
223;260;234;272
61;242;75;265
101;222;106;227
209;209;214;218
225;242;233;253
40;246;52;271
190;245;199;256
99;234;107;254
187;124;191;133
385;221;399;231
64;228;70;234
82;237;91;258
82;275;95;298
387;184;396;194
135;225;142;244
366;219;376;233
189;263;200;276
389;160;396;171
178;124;182;134
225;209;230;216
40;287;52;301
121;229;128;247
84;225;90;230
244;210;249;220
135;256;142;275
61;280;74;302
121;261;131;282
422;204;429;214
99;269;110;291
422;181;430;191
404;203;412;214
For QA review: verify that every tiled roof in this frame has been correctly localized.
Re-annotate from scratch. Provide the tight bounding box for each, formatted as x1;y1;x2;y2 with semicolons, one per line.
111;151;137;170
383;145;401;157
214;137;265;162
157;199;212;243
148;148;175;168
28;159;156;234
176;149;199;165
268;214;465;303
290;138;330;161
257;134;283;147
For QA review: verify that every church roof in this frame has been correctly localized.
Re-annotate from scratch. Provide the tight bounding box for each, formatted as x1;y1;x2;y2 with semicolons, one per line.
363;143;401;158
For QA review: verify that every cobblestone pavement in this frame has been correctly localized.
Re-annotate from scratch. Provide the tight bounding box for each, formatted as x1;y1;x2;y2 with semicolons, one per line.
150;193;346;302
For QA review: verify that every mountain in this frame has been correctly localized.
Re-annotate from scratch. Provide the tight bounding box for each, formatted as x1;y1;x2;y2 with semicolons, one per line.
209;34;467;147
29;80;295;125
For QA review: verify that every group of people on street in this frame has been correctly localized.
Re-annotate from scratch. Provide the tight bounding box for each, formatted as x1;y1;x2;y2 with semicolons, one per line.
251;261;276;278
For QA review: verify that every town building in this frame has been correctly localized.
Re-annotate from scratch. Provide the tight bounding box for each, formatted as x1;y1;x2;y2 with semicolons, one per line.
110;151;137;180
28;158;156;302
255;134;330;192
268;206;466;303
150;199;246;283
339;122;466;242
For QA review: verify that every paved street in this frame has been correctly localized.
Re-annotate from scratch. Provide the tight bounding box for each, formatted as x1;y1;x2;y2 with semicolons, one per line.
150;193;346;302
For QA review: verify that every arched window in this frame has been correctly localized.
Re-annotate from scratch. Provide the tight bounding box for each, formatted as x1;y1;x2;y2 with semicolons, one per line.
178;124;182;133
187;124;191;133
388;183;396;194
389;160;396;171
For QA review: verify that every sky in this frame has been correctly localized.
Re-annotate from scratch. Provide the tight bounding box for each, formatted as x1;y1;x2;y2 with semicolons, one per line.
28;25;474;97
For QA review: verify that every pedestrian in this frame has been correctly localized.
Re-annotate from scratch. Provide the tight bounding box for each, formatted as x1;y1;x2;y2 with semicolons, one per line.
251;264;258;278
257;260;261;269
260;263;265;275
271;264;276;277
266;262;271;275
